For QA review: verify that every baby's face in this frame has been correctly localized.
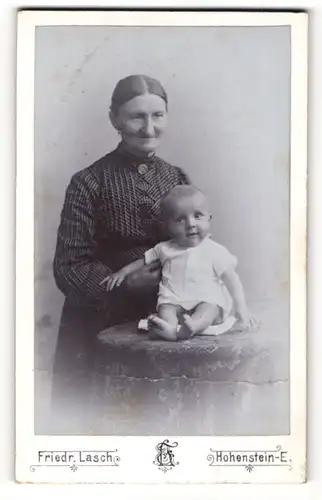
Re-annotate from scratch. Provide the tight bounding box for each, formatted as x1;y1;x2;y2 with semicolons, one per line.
166;193;211;247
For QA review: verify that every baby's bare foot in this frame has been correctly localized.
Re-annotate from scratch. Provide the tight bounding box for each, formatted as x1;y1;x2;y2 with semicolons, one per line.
147;315;177;341
177;314;196;340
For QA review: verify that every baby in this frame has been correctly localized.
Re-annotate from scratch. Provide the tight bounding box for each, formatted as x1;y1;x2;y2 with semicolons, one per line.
100;185;256;341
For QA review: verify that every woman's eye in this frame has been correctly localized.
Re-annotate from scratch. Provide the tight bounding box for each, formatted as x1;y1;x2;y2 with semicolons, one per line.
154;112;164;118
195;212;203;219
128;113;143;120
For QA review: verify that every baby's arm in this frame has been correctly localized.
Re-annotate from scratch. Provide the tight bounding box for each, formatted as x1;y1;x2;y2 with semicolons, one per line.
100;258;145;291
100;244;162;292
221;267;257;328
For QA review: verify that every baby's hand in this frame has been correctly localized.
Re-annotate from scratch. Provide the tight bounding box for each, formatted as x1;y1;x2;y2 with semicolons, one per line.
100;270;128;291
235;309;260;332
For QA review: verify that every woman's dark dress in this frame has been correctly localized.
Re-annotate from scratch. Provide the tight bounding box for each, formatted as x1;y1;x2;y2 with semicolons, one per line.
51;144;189;432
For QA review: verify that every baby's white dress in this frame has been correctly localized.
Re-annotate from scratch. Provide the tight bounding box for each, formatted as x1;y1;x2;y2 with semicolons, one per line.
144;235;237;317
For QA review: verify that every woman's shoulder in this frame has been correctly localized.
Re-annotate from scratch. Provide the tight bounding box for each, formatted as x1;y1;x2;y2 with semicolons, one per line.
154;155;182;171
154;155;189;183
69;150;117;186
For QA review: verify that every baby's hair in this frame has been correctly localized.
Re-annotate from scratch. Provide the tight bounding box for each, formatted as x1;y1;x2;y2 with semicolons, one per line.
160;185;207;220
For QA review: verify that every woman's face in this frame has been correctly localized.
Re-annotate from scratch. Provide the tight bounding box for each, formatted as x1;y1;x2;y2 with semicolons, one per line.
111;93;168;155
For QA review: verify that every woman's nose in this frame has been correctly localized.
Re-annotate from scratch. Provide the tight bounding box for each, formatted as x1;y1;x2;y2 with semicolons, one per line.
141;117;154;136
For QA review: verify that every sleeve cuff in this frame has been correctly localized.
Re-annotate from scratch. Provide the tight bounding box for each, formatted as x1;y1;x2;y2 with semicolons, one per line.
144;248;158;265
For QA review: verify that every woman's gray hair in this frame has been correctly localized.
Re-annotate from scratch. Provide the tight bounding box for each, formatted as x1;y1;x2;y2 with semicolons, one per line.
110;75;168;114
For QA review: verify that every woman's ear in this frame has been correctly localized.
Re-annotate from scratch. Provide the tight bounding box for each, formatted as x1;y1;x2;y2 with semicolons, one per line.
109;110;121;131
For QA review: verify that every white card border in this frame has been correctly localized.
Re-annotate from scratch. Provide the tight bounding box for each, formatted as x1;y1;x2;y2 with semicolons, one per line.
15;9;308;484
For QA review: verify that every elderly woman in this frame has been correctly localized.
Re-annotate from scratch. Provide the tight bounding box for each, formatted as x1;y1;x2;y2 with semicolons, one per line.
51;75;189;431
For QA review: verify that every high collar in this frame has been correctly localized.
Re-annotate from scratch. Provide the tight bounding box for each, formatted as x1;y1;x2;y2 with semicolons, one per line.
115;142;157;167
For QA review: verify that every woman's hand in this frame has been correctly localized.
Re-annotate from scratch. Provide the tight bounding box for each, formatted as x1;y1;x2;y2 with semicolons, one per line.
124;261;161;293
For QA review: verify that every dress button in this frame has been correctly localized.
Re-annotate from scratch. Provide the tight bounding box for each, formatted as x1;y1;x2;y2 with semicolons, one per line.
137;163;149;175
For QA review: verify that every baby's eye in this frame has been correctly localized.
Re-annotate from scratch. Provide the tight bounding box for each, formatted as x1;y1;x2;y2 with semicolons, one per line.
176;217;185;224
